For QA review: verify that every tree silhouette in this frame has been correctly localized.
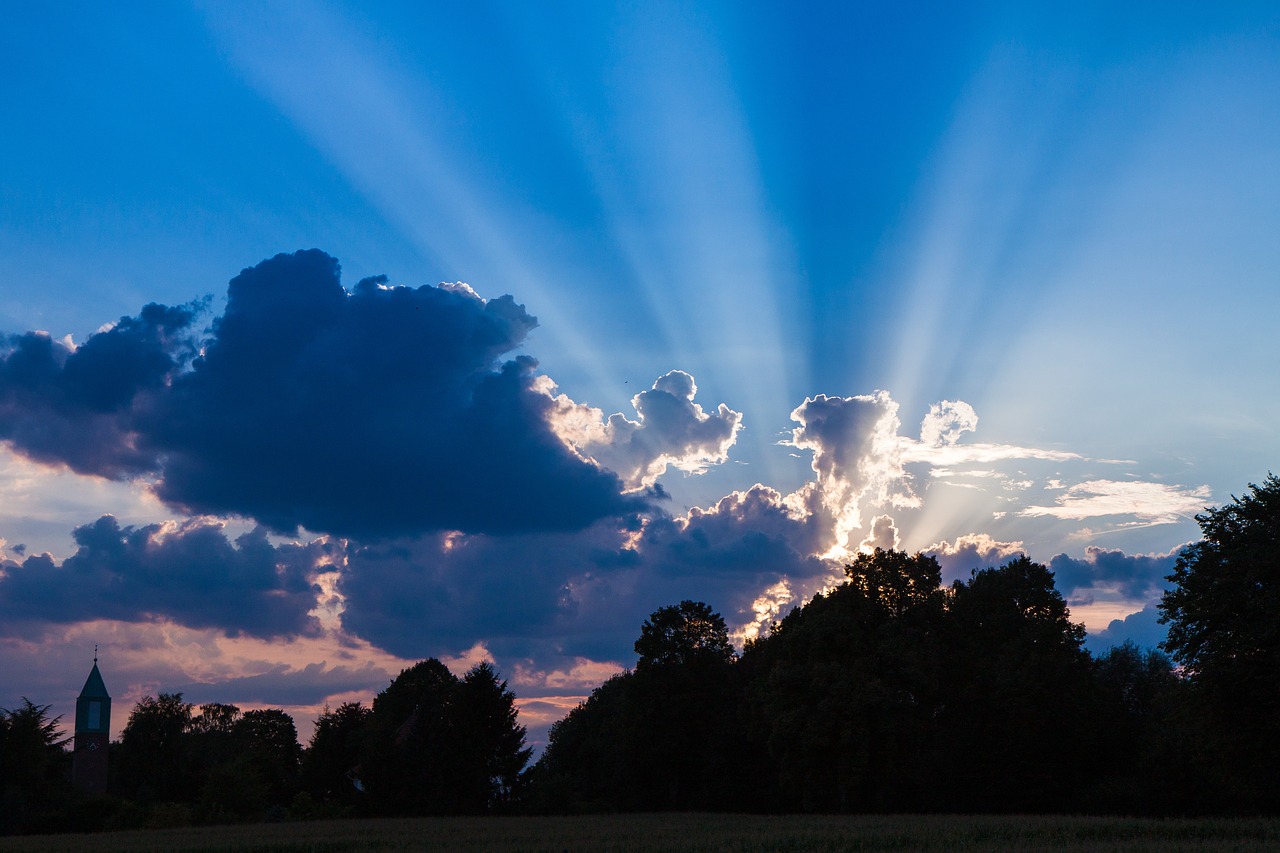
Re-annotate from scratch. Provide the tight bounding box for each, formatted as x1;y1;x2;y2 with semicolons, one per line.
936;556;1094;811
234;709;302;810
743;550;945;811
1087;642;1195;812
844;547;941;616
190;702;240;735
453;663;531;810
302;702;371;808
538;600;750;812
1160;474;1280;809
534;673;641;811
116;693;302;820
634;600;735;670
363;658;458;815
116;693;195;803
187;703;243;795
0;700;71;833
362;658;530;815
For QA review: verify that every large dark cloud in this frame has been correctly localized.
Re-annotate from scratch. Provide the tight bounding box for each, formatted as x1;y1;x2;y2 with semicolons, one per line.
338;484;831;667
0;303;200;477
0;516;328;639
0;250;643;538
1047;545;1180;601
0;480;819;672
927;537;1181;603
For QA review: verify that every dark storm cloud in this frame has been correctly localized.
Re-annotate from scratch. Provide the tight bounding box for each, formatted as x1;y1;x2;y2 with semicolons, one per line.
1047;545;1180;601
0;516;328;639
639;486;828;581
337;485;831;667
926;537;1180;603
0;250;643;538
0;303;201;477
338;524;623;662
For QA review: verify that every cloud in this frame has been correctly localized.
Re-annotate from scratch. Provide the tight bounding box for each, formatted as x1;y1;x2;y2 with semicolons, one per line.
512;657;625;693
926;535;1181;606
1047;544;1182;601
930;468;1003;479
0;304;201;477
624;485;838;646
1020;480;1211;523
858;514;900;552
173;661;392;708
1084;604;1168;655
0;616;421;742
337;521;621;664
0;255;1211;731
0;516;329;639
336;481;835;668
546;369;743;489
898;399;1091;468
0;251;645;538
788;391;917;552
738;579;796;644
150;251;647;537
925;533;1026;584
901;440;1081;466
919;400;978;447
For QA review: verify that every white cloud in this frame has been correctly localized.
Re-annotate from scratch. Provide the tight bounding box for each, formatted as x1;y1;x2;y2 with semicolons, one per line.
902;441;1081;466
436;280;483;300
920;399;979;447
925;532;1025;583
544;370;743;490
788;391;917;555
931;468;1003;479
858;514;900;553
900;398;1086;470
735;579;795;645
1019;480;1211;523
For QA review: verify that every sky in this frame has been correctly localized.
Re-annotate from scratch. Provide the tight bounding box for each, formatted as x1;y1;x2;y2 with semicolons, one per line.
2;1;1278;749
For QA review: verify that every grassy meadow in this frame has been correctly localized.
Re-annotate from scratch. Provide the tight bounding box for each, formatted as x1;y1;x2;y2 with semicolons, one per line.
3;813;1280;853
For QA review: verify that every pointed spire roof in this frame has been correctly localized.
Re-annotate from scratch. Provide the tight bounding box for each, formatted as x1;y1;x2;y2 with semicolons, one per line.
79;662;109;699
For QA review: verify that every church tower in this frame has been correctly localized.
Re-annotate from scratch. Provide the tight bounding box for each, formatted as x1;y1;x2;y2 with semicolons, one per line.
72;649;110;795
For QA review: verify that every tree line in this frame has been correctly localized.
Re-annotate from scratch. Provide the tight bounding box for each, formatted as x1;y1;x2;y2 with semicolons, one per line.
1;660;528;833
533;476;1280;815
2;475;1278;833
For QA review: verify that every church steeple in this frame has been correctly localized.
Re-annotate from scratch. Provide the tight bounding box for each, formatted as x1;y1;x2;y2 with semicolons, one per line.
72;648;111;794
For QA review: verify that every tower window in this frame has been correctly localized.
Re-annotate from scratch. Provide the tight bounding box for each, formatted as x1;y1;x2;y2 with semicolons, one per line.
87;700;101;729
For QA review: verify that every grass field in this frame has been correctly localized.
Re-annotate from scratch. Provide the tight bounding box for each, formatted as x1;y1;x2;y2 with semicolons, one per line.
3;813;1280;853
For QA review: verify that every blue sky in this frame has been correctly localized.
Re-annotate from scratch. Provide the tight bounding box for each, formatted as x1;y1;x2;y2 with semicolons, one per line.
2;1;1278;745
